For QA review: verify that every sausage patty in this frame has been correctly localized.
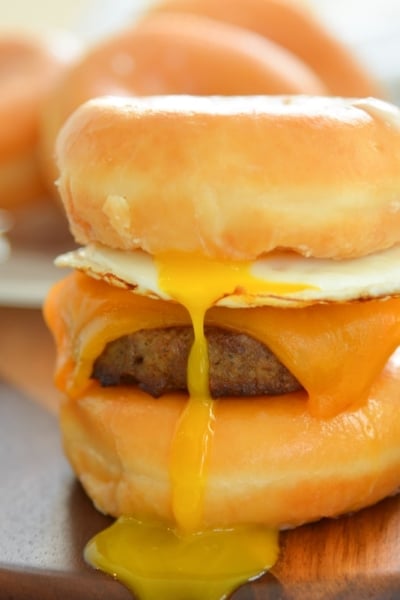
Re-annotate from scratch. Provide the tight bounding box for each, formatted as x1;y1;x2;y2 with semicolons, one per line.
92;326;302;398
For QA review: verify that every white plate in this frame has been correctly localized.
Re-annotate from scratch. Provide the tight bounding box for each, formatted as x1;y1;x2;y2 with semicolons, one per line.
0;247;65;308
0;204;73;309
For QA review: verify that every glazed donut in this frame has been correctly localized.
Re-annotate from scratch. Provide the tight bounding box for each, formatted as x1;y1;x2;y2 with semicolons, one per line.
149;0;383;97
60;365;400;528
39;12;326;195
0;32;79;209
56;95;400;261
45;93;400;536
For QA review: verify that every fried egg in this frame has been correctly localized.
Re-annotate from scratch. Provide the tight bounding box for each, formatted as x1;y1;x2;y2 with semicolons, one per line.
56;242;400;307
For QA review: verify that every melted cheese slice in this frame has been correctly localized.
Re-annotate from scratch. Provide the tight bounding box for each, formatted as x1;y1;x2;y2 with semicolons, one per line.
46;270;400;419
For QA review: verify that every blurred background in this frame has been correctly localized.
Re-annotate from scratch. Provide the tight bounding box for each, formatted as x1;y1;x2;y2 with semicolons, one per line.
2;0;400;100
1;0;400;307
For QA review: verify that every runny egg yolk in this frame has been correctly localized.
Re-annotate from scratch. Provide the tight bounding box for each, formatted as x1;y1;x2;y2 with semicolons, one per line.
84;252;312;599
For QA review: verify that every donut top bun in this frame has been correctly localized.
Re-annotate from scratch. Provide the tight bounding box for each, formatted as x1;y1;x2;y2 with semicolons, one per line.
56;95;400;261
39;12;326;195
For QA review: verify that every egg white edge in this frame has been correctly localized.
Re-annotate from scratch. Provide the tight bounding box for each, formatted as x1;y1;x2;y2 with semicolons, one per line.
55;243;400;308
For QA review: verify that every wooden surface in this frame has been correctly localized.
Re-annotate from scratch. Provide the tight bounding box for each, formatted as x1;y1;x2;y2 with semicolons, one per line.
0;307;61;412
1;306;400;599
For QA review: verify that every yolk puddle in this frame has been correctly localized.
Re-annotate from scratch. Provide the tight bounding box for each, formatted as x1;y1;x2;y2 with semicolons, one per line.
84;517;278;600
84;252;310;598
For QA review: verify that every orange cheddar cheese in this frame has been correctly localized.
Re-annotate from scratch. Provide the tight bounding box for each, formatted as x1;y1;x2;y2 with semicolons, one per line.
44;270;400;419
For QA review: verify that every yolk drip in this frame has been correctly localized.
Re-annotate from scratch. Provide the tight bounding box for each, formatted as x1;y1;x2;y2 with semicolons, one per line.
156;251;310;533
83;252;314;598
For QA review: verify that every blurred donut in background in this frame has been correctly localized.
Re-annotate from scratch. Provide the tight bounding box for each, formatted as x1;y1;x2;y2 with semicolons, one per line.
0;32;80;210
149;0;384;97
38;12;327;196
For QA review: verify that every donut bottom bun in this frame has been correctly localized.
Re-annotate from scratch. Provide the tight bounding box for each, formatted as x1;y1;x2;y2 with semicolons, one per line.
60;357;400;529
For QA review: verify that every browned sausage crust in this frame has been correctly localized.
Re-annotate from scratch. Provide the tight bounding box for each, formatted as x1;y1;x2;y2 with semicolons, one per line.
92;326;301;397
